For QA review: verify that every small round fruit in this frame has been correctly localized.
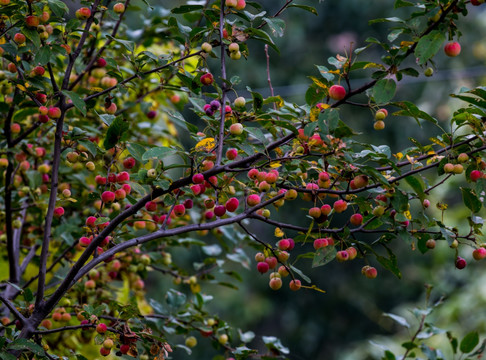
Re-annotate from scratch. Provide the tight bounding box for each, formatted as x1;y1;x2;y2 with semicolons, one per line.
201;42;212;53
113;3;125;13
444;42;461;57
425;239;436;249
328;85;346;100
374;120;385;130
424;67;434;77
200;73;214;86
472;248;486;260
234;96;246;107
470;170;482;182
289;279;301;291
269;277;282;290
229;123;244;135
96;323;107;334
218;334;229;345
363;266;377;279
443;163;454;173
185;336;197;348
350;213;363;226
257;261;269;274
455;256;467;269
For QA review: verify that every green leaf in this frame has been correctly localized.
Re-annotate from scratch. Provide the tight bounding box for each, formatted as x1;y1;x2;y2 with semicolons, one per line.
62;90;87;116
26;170;42;188
383;312;410;328
461;187;482;213
23;28;40;49
106;35;134;53
246;28;279;53
0;352;17;360
202;244;222;256
78;140;99;157
103;117;129;150
263;17;286;37
372;78;396;104
171;5;203;13
142;146;176;162
460;331;479;354
250;90;264;112
47;0;68;17
394;0;414;7
376;246;401;279
245;127;268;145
262;336;289;355
414;30;446;65
126;143;146;164
239;330;255;343
288;4;318;15
312;246;336;268
304;122;318;138
165;289;186;307
289;264;311;283
405;176;425;199
8;339;45;356
316;65;334;82
392;101;438;125
23;288;34;303
382;350;396;360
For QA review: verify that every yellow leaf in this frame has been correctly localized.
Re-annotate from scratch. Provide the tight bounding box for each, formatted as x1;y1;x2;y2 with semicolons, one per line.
88;87;104;92
429;137;446;147
309;76;328;90
404;210;411;220
270;162;281;168
329;69;341;74
190;283;201;293
363;63;386;70
406;155;416;164
16;84;27;92
400;41;415;48
317;103;330;110
0;37;5;45
195;137;215;152
394;152;404;160
310;106;320;122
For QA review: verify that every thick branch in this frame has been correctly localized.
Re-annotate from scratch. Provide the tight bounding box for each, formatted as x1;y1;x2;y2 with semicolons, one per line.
36;106;66;307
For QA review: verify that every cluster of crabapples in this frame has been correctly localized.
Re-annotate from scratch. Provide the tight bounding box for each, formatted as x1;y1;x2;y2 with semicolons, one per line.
254;237;378;292
443;153;486;181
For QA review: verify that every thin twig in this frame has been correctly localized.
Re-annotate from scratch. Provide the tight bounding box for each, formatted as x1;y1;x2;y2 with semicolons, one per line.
215;0;228;166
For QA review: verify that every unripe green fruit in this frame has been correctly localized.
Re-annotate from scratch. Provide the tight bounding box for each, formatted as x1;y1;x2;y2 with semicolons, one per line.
424;67;434;77
185;336;197;348
375;111;386;121
147;168;157;178
201;42;212;53
230;51;241;60
218;334;229;345
234;96;246;108
372;206;385;217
